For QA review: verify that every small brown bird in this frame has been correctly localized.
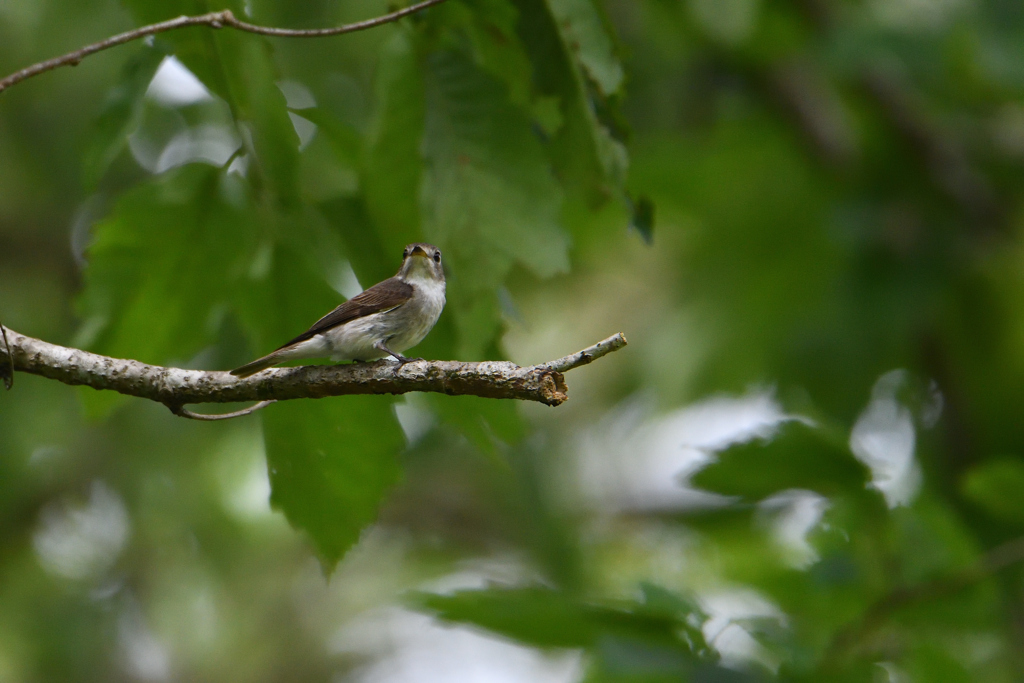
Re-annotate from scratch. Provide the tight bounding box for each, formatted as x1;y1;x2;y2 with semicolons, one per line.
230;243;446;378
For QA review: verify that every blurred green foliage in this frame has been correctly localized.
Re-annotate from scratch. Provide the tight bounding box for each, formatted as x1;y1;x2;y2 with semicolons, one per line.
3;0;1024;681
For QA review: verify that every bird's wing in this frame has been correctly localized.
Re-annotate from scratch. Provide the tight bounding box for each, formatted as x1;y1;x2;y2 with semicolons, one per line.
275;277;414;349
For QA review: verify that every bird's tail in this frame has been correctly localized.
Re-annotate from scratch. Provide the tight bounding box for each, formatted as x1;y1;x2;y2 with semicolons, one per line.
230;351;287;378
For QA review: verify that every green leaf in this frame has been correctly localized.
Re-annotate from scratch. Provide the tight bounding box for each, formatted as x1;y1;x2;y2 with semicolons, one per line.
415;587;599;648
117;0;236;102
211;29;301;205
434;0;534;108
422;47;569;356
426;394;525;454
415;586;692;651
691;421;872;500
546;0;624;97
263;395;404;568
364;29;425;251
317;196;398;289
119;0;299;203
232;245;406;567
293;106;362;170
81;45;166;189
628;193;655;244
513;0;627;203
76;165;257;416
230;241;341;367
422;49;568;276
961;457;1024;526
412;585;742;681
638;583;708;629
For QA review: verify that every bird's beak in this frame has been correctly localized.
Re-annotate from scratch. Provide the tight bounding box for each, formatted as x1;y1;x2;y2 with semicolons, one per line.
408;245;429;259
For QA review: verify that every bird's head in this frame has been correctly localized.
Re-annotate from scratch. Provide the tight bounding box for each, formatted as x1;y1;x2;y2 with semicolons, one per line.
397;243;445;284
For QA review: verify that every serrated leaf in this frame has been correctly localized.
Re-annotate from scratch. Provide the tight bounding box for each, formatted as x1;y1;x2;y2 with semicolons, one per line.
513;0;627;203
119;0;299;203
232;245;406;567
423;48;569;278
364;29;425;251
76;165;257;416
414;587;690;651
436;0;534;108
691;421;871;500
547;0;624;96
422;47;569;357
212;29;300;205
263;395;404;568
416;587;598;648
81;45;166;189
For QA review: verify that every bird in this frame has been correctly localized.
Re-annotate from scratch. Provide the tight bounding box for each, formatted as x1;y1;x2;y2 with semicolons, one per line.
230;243;446;378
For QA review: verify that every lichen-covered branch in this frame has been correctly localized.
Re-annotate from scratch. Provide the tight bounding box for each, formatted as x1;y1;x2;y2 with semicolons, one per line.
535;333;628;373
0;328;627;414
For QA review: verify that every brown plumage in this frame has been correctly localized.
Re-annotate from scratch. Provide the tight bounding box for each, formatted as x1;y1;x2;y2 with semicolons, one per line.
230;243;445;378
229;279;414;378
276;278;414;350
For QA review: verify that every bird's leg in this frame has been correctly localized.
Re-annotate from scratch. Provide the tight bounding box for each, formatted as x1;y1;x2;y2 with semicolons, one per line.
374;339;418;365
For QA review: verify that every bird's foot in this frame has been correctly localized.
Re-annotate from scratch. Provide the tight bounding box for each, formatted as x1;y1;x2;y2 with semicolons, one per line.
373;339;419;365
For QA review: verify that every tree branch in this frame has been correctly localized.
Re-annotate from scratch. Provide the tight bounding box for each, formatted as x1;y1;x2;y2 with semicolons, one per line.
823;534;1024;667
0;328;627;414
0;0;450;95
0;322;13;390
535;333;628;372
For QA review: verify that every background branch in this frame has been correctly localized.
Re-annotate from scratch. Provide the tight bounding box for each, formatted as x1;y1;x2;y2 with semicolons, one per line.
824;534;1024;666
0;0;449;94
0;328;627;411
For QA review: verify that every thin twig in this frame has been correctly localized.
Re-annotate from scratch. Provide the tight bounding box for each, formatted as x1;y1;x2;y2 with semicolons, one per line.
1;327;627;413
225;1;448;36
0;322;12;390
535;333;628;373
169;400;276;421
0;0;450;95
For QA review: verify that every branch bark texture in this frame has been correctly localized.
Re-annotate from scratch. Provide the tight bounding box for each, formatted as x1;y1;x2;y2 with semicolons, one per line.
0;328;627;412
0;0;450;94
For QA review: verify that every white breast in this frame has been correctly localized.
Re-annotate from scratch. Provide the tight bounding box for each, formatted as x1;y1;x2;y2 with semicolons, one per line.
389;275;446;352
317;275;445;361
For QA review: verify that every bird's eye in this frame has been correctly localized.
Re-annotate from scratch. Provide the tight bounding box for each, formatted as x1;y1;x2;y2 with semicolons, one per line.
403;249;409;258
433;251;441;263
